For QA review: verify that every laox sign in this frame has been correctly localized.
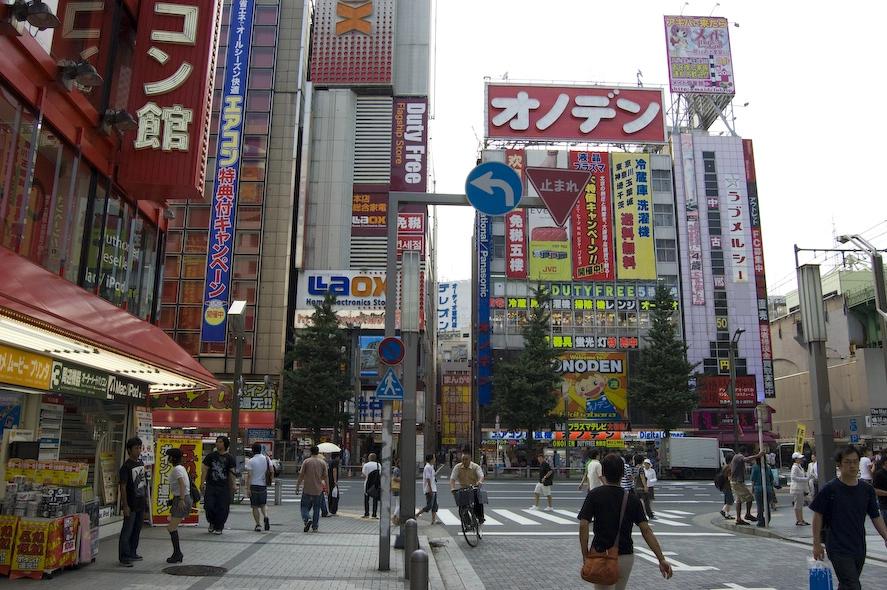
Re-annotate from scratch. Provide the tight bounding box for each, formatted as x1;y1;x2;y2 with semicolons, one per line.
307;275;386;297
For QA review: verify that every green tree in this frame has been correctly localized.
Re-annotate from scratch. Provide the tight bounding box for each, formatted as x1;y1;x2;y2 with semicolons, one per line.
281;291;351;442
492;288;561;450
628;284;700;435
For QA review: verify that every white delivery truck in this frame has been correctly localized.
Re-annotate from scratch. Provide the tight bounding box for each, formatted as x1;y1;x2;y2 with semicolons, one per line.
666;437;731;479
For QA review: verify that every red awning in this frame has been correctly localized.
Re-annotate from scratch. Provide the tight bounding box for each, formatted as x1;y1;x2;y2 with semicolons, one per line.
151;409;274;428
0;248;219;391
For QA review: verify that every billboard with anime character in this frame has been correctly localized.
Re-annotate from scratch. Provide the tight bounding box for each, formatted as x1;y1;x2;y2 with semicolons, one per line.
554;352;628;422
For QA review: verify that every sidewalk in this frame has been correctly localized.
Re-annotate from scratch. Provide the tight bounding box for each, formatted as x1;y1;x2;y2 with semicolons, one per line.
711;491;887;563
23;502;479;589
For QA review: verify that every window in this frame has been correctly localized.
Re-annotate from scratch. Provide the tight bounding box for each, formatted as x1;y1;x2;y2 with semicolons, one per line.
652;169;672;192
655;239;677;263
653;203;674;227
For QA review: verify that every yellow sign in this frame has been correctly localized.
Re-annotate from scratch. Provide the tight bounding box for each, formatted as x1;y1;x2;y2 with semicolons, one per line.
0;344;52;390
795;423;806;454
151;436;202;526
612;153;656;279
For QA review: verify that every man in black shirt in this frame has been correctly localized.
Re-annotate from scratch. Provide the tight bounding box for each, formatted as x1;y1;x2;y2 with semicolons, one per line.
873;456;887;523
118;437;147;567
529;454;554;511
201;435;237;534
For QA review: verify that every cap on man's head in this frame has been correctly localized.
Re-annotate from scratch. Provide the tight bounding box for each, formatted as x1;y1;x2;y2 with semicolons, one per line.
792;452;803;460
643;459;652;465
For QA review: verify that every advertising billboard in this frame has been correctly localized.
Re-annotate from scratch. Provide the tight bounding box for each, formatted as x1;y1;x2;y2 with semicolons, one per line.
664;15;735;95
437;280;470;333
441;373;471;446
485;84;665;143
200;0;254;343
310;0;395;86
569;150;614;281
118;0;223;201
391;97;428;192
505;148;528;278
554;351;628;422
476;213;492;405
297;270;387;311
612;153;656;279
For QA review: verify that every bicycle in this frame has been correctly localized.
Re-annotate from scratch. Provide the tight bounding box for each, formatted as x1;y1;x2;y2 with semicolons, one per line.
453;486;482;547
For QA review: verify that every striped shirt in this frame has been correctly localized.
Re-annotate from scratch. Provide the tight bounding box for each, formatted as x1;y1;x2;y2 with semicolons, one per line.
621;460;634;490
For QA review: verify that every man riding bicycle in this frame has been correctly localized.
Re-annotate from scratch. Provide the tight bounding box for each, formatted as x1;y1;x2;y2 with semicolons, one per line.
450;453;485;523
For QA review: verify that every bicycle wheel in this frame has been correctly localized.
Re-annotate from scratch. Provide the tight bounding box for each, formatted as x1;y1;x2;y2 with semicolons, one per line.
462;506;479;547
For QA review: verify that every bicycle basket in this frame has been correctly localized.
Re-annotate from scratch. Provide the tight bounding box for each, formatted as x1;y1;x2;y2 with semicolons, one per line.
454;488;473;507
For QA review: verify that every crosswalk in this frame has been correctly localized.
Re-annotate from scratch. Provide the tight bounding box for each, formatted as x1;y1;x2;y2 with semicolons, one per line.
432;507;694;528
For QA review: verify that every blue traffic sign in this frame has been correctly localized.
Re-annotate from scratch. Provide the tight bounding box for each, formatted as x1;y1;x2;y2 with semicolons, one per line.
465;162;523;215
376;368;405;400
850;434;859;443
849;418;858;432
378;337;405;366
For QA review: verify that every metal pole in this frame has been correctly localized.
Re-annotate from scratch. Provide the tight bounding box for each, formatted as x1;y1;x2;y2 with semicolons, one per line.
229;310;245;457
870;252;887;384
728;329;743;453
755;404;768;527
563;394;570;478
403;518;418;580
409;549;429;590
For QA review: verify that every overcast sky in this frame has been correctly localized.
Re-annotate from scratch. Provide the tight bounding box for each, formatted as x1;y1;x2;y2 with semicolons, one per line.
428;0;887;294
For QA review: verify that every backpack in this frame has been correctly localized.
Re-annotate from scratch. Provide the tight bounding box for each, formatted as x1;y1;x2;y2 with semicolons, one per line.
190;480;201;504
714;471;726;491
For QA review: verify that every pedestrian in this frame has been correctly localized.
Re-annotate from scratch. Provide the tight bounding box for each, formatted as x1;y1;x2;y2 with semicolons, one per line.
641;458;657;519
579;448;604;491
415;454;440;523
807;453;820;499
296;445;329;532
620;454;635;494
327;453;340;515
246;442;272;532
165;447;191;563
529;452;554;511
750;460;776;528
790;452;810;526
730;445;764;525
118;437;147;567
873;456;887;523
717;463;735;520
391;458;402;526
449;453;485;524
859;447;875;484
362;452;381;518
578;453;674;588
201;435;236;535
342;448;351;478
812;444;887;589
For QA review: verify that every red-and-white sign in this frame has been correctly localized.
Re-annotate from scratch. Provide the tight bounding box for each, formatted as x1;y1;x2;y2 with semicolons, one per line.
486;84;666;143
117;0;222;201
525;167;591;227
505;148;528;278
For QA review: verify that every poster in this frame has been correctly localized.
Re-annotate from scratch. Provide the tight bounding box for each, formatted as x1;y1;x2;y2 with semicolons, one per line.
612;153;656;279
0;514;17;575
151;437;202;526
554;352;628;421
569;151;614;281
99;452;118;505
441;373;471;446
10;519;50;579
0;392;23;440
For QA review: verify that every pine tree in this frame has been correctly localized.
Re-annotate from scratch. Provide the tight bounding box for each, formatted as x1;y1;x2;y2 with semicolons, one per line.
492;288;561;448
629;284;700;435
281;292;351;442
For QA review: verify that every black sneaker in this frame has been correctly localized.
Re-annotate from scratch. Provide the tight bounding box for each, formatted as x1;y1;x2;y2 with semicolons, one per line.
746;515;758;522
303;520;312;533
264;516;270;531
119;561;133;568
131;555;143;561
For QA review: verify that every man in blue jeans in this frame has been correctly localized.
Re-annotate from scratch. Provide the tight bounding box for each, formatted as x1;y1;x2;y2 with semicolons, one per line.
118;437;148;567
811;445;887;589
295;445;329;532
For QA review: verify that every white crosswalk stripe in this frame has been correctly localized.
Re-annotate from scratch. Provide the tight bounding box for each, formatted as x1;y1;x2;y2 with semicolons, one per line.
491;509;540;525
521;509;575;525
429;506;697;528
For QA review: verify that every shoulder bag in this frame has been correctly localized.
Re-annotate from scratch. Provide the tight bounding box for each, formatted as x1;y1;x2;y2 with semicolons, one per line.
581;489;629;585
265;457;273;486
367;465;382;499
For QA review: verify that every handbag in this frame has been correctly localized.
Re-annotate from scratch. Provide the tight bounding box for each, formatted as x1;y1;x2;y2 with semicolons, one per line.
476;484;489;504
581;489;628;585
189;480;201;504
265;457;273;486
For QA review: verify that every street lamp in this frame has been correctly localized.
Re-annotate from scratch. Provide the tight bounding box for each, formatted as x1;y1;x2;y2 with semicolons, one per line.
837;234;887;387
729;328;745;453
755;403;769;527
228;300;247;457
562;390;570;478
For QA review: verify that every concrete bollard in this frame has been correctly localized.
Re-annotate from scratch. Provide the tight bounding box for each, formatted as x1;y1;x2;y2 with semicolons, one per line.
404;519;418;580
410;550;429;590
274;479;282;505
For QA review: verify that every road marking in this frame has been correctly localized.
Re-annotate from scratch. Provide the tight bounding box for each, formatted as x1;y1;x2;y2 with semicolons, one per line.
490;509;540;525
521;509;575;525
479;531;733;537
634;547;719;571
658;509;694;515
436;508;503;526
554;509;578;519
710;584;777;590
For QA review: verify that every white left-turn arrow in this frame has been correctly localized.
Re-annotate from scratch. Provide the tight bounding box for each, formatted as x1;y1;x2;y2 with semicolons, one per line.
470;171;516;207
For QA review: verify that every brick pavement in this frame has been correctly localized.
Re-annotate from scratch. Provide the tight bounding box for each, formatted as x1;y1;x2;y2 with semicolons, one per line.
14;502;468;589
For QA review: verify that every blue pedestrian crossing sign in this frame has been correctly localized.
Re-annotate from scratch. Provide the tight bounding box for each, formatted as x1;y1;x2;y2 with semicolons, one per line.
465;162;523;215
376;368;405;401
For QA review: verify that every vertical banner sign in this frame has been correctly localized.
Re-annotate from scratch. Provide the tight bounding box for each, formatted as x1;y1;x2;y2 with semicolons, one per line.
201;0;255;343
441;373;471;446
151;437;202;526
795;423;806;454
476;213;492;405
612;154;656;279
744;140;775;398
726;171;749;284
681;134;706;305
569;151;613;281
504;149;527;278
391;97;428;192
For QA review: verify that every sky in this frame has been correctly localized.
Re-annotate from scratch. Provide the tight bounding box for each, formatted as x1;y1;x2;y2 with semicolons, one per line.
428;0;887;295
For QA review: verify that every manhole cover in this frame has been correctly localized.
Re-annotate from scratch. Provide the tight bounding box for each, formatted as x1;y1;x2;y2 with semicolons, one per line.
163;565;227;576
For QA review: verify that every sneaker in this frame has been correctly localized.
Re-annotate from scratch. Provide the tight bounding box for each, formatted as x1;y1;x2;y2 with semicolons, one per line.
311;528;319;532
746;515;758;522
719;510;727;518
264;516;270;531
119;561;133;568
725;515;735;520
303;520;312;533
528;505;538;510
362;514;369;519
254;525;261;532
543;507;554;512
208;525;215;533
130;555;143;561
213;529;223;535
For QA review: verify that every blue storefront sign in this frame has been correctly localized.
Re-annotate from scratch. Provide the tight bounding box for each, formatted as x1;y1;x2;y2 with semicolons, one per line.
477;212;492;405
201;0;255;342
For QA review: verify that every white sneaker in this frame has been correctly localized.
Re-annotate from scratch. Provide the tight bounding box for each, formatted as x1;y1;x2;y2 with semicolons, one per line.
528;505;538;510
544;507;554;512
